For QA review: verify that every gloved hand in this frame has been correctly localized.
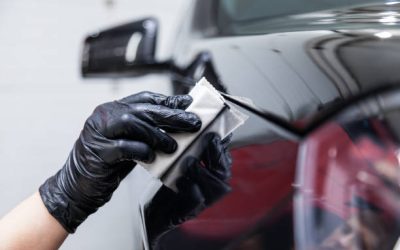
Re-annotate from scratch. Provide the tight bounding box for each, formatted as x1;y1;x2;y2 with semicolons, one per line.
39;91;201;233
145;133;232;248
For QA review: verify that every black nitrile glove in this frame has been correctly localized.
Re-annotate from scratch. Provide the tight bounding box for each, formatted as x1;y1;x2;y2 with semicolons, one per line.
145;133;232;248
39;91;201;233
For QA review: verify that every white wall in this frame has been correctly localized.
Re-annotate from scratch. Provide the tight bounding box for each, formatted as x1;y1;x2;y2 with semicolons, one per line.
0;0;188;249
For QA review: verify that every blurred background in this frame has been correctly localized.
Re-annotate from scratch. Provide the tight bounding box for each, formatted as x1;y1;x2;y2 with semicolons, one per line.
0;0;187;248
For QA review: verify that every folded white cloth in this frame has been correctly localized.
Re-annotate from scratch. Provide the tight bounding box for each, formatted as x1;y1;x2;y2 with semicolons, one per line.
140;77;248;189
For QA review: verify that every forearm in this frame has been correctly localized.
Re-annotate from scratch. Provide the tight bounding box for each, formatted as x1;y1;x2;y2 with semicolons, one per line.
0;192;68;250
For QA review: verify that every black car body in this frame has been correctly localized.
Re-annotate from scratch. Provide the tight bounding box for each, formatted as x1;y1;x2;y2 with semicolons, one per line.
82;1;400;249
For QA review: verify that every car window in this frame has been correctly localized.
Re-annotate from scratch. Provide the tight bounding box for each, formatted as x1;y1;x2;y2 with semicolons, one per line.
217;0;387;35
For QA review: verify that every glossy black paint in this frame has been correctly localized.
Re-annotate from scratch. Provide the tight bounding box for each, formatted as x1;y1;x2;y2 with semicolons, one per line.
171;1;400;142
167;2;400;249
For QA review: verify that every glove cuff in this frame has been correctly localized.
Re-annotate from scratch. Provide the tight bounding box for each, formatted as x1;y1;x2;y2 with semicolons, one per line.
39;169;96;233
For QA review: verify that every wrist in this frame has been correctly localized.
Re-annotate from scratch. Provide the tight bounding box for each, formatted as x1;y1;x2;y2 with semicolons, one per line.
39;169;83;233
39;162;99;233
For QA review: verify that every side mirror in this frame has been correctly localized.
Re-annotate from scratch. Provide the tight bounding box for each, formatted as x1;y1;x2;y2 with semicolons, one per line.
81;18;170;77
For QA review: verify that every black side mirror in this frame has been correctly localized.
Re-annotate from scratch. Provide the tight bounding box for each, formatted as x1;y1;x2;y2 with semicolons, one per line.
81;17;170;77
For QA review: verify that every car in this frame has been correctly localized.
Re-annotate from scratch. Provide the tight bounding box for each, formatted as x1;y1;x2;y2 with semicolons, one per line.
80;0;400;249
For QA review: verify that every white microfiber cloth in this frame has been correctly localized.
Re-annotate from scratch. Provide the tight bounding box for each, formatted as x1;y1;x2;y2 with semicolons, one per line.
140;77;248;189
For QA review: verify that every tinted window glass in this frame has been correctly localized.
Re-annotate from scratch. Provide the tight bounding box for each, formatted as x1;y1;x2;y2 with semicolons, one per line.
217;0;387;35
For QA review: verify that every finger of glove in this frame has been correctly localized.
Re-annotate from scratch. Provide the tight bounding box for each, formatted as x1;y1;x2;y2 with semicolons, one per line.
113;161;136;180
104;114;177;154
132;104;201;133
99;140;155;165
160;95;193;110
119;92;193;110
200;133;232;181
184;157;231;206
